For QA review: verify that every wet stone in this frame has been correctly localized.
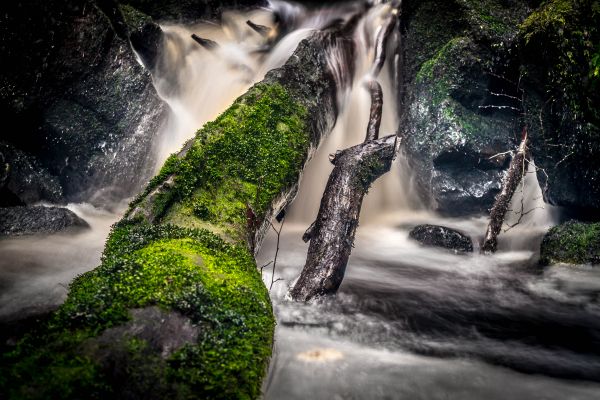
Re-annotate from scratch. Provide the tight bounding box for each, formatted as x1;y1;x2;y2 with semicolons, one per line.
0;206;89;236
409;224;473;254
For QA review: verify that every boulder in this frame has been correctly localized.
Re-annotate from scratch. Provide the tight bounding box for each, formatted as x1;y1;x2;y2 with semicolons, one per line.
409;224;473;253
0;206;89;236
0;143;63;207
540;221;600;266
520;0;600;216
400;0;531;216
0;0;166;204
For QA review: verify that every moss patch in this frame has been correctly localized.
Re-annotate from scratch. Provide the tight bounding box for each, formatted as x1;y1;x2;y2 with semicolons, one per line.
2;223;274;399
129;82;308;241
540;221;600;266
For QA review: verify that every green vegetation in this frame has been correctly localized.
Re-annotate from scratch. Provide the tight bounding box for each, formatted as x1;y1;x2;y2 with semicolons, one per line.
2;81;311;399
119;4;152;32
129;82;308;241
2;224;274;399
520;0;600;120
540;221;600;266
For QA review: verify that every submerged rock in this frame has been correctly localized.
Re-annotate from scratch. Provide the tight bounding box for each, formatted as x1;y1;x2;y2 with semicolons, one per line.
0;206;89;236
540;221;600;266
409;224;473;253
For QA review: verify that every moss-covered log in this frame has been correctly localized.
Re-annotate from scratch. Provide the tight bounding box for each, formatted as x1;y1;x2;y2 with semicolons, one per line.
0;26;354;399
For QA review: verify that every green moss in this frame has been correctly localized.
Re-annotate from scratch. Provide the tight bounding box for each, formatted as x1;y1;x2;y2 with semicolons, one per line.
128;83;308;242
540;221;600;266
2;224;274;399
2;81;309;400
119;4;152;32
520;0;600;119
415;37;466;106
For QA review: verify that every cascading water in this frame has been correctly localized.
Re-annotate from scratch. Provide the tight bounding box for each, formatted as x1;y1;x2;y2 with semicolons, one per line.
1;1;600;398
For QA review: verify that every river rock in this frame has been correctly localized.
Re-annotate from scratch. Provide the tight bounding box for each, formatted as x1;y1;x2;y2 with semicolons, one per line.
0;143;63;207
0;206;89;236
540;221;600;266
409;224;473;253
400;0;530;216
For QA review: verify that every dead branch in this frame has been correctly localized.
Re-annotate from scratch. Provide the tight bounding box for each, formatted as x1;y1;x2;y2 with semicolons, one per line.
289;135;397;301
289;4;400;301
191;34;219;50
364;80;383;141
481;127;530;253
247;20;272;37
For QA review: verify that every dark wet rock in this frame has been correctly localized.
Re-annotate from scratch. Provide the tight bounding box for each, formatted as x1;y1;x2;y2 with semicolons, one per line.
0;143;63;207
540;221;600;266
409;224;473;253
120;0;266;22
0;206;89;236
399;0;531;216
0;0;166;205
133;22;163;71
82;306;200;400
519;0;600;215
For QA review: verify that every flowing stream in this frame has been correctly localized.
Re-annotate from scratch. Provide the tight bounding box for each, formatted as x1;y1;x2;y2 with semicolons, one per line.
1;1;600;398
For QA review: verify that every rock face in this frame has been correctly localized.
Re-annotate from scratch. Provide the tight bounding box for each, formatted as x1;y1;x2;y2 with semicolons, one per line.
399;0;600;217
540;221;600;266
0;206;89;236
120;0;266;22
409;224;473;253
0;0;166;205
0;143;63;206
520;0;600;216
399;0;530;216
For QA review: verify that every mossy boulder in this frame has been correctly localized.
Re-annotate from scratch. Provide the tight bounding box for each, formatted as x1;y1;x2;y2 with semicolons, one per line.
540;221;600;266
1;24;343;399
400;0;530;216
520;0;600;215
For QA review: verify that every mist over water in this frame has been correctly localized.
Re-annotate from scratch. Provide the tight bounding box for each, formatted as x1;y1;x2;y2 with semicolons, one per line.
1;1;599;398
0;203;122;321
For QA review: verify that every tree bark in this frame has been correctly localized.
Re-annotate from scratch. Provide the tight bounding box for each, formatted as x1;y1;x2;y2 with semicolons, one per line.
289;3;399;301
364;80;383;141
481;128;530;253
289;135;397;301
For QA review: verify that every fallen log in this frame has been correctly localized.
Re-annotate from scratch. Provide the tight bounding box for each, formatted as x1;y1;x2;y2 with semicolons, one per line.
4;24;356;399
289;135;398;301
481;128;530;253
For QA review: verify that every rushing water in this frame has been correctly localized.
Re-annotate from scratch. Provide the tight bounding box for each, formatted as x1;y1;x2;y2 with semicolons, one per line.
1;1;600;398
